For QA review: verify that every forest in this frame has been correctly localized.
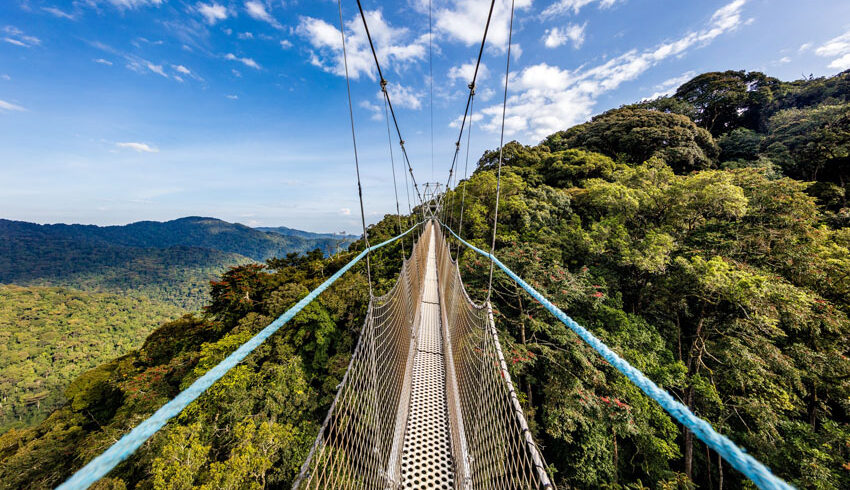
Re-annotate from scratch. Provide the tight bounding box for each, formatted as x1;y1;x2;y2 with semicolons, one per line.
0;286;183;434
0;69;848;489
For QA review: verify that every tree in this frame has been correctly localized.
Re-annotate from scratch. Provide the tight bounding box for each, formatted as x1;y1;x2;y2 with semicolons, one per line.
544;108;719;173
673;70;781;135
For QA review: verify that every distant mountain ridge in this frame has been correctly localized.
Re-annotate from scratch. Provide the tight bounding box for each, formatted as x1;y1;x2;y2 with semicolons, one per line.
256;225;359;241
0;217;351;262
0;217;353;309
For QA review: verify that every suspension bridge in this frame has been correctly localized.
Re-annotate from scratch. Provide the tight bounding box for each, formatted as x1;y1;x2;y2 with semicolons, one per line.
56;0;796;489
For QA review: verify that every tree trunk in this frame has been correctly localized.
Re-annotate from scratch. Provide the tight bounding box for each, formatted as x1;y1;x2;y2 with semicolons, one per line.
718;452;724;490
684;386;694;480
706;444;713;490
613;428;618;484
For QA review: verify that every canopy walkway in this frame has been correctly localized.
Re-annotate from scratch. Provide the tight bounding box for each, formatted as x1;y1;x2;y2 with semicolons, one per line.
293;222;550;489
56;0;796;488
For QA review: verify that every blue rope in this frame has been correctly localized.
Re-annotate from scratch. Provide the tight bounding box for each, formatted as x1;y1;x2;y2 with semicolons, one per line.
57;223;420;490
439;221;794;490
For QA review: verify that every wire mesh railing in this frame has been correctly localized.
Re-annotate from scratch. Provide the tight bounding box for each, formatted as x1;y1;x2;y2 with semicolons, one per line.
435;223;555;490
293;223;431;489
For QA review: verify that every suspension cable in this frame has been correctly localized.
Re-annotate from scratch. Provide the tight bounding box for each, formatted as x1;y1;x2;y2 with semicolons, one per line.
383;90;405;256
455;88;475;261
486;0;515;303
354;0;423;207
443;0;497;195
429;0;434;181
339;0;373;297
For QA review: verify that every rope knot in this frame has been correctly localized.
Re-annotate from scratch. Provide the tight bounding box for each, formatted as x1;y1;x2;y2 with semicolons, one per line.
380;78;388;91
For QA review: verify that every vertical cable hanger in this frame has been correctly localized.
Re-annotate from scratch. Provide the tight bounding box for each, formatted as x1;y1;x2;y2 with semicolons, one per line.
383;88;405;256
442;0;497;198
338;0;373;297
354;0;424;209
429;0;434;182
487;0;516;304
455;89;475;261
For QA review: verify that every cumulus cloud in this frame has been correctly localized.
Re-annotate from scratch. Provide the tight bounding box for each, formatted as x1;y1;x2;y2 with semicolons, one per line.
296;10;426;80
116;142;158;153
280;39;293;49
245;1;281;29
3;26;41;48
225;53;261;69
448;61;489;84
477;0;749;141
543;23;586;48
0;99;26;112
197;2;228;25
815;31;850;70
541;0;622;17
434;0;532;53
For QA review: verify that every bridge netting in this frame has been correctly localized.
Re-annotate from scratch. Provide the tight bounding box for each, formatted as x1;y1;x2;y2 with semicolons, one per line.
294;221;554;489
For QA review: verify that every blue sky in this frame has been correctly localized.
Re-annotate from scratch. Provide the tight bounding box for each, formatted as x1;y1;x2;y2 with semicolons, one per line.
1;0;849;233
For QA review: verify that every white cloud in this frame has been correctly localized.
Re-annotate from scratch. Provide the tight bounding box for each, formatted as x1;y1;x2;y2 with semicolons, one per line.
435;0;532;53
225;53;261;69
173;64;191;75
541;0;622;18
798;42;812;52
245;1;281;29
359;99;383;120
280;39;293;49
339;208;351;215
42;7;76;20
815;31;850;71
296;10;426;80
226;94;239;99
146;62;167;77
102;0;164;9
477;0;748;141
238;32;254;40
778;56;791;64
385;83;422;110
116;142;158;153
448;61;488;84
643;70;696;100
0;74;10;80
829;53;850;71
0;99;26;112
93;58;113;65
3;26;41;48
197;2;228;25
543;23;586;48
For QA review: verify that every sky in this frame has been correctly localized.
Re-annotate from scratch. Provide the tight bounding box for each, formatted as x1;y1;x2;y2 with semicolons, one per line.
1;0;850;233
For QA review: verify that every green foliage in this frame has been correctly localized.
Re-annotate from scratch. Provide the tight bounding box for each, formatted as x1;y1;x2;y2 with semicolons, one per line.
0;285;182;434
544;107;719;173
4;68;850;490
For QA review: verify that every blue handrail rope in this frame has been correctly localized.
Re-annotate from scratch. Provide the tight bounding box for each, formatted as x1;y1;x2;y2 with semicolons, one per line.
438;220;795;490
57;223;421;490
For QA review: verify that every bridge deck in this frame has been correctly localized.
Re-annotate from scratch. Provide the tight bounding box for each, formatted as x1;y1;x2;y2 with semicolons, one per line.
399;229;455;489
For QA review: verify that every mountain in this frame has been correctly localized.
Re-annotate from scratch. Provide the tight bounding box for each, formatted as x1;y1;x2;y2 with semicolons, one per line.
0;217;353;310
2;69;849;489
256;225;358;241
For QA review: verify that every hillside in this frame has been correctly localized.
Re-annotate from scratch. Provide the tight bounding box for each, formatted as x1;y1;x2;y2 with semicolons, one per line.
0;70;848;489
0;285;183;434
0;217;350;310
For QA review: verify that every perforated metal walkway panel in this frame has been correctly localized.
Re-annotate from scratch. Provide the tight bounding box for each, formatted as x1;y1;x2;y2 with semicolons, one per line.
400;229;456;489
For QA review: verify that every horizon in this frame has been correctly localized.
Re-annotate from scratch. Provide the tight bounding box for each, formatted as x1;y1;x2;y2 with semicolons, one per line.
0;214;361;235
2;0;850;230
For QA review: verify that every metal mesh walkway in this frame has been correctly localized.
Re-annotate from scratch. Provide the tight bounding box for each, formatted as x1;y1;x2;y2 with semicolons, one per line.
400;231;455;489
294;221;554;489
